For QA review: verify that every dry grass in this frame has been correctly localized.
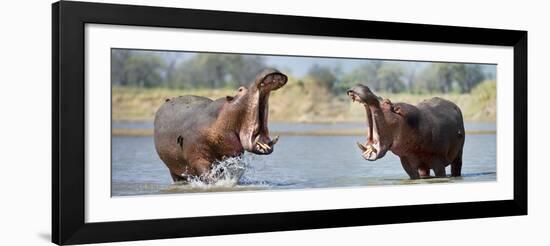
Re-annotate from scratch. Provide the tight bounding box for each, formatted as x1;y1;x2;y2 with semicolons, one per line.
112;80;496;123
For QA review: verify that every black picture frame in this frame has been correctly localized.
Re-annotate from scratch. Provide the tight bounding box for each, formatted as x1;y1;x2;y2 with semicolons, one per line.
52;1;527;245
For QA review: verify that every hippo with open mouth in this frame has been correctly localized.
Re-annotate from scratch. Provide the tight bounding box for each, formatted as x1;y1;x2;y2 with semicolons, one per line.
347;84;465;179
154;69;287;182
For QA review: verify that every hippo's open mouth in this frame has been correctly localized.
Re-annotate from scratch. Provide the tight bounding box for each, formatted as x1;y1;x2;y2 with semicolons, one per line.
347;89;382;161
251;91;279;154
242;71;287;155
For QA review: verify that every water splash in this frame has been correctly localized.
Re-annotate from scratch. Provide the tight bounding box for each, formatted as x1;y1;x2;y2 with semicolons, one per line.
187;155;249;187
161;154;273;193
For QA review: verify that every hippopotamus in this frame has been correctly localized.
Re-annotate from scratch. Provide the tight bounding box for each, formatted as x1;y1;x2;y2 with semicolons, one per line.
154;69;287;182
347;84;465;179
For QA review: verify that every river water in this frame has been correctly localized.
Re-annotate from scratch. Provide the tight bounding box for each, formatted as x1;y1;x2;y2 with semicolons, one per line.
112;122;496;196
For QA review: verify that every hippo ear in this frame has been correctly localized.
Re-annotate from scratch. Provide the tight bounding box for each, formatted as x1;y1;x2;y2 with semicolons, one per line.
382;99;398;114
391;105;402;115
386;100;404;116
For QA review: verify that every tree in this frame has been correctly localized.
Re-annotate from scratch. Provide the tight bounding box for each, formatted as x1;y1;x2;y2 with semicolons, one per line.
170;54;266;89
307;64;337;89
454;64;485;93
337;61;382;92
413;63;486;94
111;49;132;86
336;61;407;93
376;63;406;93
225;55;266;87
123;53;165;87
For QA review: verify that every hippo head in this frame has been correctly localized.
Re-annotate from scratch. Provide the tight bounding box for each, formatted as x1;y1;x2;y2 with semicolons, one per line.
224;69;287;155
347;84;400;161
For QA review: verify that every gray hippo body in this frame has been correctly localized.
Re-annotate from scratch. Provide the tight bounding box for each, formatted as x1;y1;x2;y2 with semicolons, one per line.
347;84;465;179
154;69;287;182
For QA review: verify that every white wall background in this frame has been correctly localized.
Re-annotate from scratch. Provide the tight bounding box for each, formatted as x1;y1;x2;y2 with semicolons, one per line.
0;0;547;245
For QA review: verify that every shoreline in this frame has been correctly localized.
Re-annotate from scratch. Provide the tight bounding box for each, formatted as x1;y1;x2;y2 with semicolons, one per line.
112;128;496;137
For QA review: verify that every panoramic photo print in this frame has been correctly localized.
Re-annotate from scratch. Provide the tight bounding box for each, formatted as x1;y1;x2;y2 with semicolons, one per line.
111;48;497;196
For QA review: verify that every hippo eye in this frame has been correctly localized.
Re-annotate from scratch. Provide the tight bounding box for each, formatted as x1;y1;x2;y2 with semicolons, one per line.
226;96;234;102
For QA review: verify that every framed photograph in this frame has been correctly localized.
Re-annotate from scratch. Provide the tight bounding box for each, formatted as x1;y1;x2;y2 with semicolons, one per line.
52;1;527;245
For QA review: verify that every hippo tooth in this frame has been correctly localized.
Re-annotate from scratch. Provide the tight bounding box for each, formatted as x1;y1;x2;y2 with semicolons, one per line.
360;144;377;157
258;142;271;150
364;148;372;156
356;142;367;151
270;136;279;145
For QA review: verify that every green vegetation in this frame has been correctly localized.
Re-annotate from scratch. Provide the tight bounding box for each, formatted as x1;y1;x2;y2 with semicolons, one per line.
112;50;266;89
113;80;496;122
111;50;494;94
111;50;496;123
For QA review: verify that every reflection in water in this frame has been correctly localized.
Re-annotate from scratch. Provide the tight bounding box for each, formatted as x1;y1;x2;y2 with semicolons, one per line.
112;128;497;196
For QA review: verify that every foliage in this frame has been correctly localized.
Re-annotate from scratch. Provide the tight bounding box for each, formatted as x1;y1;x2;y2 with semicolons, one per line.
112;50;165;87
337;61;406;93
170;54;266;89
376;63;406;93
306;64;338;89
111;49;492;95
462;80;496;121
412;63;485;94
112;50;266;89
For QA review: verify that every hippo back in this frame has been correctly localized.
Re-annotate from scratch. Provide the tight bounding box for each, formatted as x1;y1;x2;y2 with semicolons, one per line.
154;95;217;169
417;97;464;131
154;95;213;134
416;97;465;161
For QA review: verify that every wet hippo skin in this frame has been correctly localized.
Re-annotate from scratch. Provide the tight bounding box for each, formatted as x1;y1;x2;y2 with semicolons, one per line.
154;69;287;182
347;84;465;179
